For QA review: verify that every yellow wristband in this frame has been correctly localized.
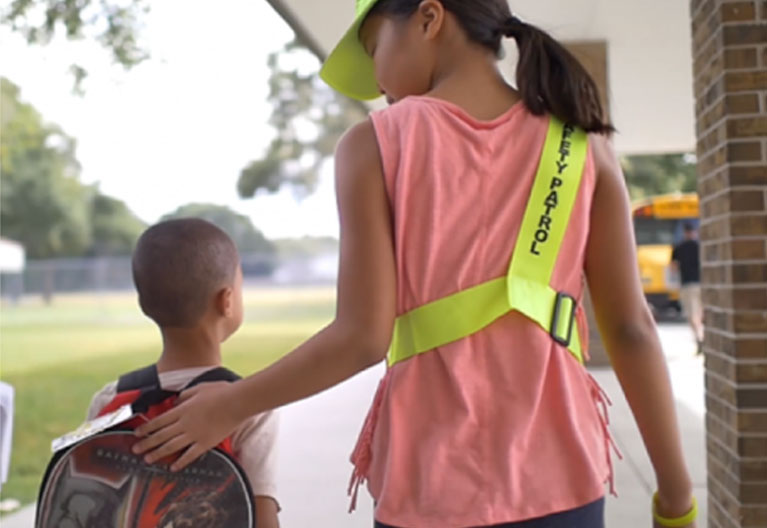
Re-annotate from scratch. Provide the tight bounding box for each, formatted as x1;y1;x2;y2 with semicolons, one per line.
653;493;698;527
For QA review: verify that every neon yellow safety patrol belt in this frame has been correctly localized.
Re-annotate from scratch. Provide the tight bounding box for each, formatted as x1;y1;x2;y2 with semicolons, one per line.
388;117;588;367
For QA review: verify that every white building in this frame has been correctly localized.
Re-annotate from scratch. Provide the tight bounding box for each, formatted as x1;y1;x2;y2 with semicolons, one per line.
0;239;25;274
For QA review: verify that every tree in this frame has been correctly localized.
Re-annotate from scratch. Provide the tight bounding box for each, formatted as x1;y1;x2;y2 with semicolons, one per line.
273;236;339;258
1;77;92;257
2;0;149;91
4;5;365;196
88;192;146;256
621;153;698;200
160;203;275;255
1;77;147;258
237;40;366;198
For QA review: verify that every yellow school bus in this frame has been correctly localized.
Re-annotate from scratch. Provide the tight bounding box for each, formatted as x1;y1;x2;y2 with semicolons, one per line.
632;193;699;315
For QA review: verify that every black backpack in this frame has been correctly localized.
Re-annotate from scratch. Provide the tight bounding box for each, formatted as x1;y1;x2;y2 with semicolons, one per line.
36;365;257;528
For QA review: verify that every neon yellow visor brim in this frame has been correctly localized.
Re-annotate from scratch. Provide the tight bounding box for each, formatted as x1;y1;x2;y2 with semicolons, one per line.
319;0;382;101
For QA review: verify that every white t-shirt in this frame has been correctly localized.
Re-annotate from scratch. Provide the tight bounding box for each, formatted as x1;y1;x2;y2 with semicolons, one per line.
87;366;278;502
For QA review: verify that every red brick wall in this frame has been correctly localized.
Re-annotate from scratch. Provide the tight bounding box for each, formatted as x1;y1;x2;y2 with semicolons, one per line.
690;1;767;527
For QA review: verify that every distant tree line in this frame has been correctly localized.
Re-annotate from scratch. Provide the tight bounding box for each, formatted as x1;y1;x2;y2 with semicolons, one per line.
621;153;698;201
0;78;274;260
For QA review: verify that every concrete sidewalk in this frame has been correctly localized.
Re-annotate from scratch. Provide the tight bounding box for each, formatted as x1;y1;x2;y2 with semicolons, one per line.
2;323;706;527
593;323;707;528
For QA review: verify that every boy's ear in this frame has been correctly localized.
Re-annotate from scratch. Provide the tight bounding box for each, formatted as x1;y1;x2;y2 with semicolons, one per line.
214;286;235;317
416;0;445;40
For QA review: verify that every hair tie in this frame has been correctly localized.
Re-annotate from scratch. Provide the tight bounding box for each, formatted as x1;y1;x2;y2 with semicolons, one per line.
502;15;526;38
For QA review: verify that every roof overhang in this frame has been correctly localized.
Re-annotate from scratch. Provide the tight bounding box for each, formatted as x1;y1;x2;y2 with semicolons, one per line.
267;0;696;155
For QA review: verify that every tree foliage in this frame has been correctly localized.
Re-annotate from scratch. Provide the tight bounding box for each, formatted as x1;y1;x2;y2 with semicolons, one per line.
1;77;92;257
237;40;366;198
89;192;146;256
273;236;339;258
622;153;698;200
4;5;364;195
1;77;146;257
160;203;275;255
2;0;149;90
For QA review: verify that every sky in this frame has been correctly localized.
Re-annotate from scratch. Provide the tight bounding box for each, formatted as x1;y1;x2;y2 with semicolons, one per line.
0;0;341;239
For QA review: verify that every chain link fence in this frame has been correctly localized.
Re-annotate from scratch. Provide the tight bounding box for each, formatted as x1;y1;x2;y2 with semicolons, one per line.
0;251;339;303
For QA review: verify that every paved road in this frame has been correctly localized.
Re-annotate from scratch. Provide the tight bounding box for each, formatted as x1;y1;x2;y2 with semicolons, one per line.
3;323;705;527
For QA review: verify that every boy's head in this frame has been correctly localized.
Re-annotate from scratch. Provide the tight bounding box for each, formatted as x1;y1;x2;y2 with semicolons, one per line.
683;222;697;239
132;219;243;336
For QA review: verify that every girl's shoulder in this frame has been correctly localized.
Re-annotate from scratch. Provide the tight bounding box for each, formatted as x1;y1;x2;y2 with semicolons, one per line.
372;95;542;137
587;132;622;189
371;95;432;122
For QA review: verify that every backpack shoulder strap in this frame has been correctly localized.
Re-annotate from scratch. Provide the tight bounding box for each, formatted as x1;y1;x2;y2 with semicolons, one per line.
114;366;239;414
117;365;238;392
183;367;241;389
116;364;160;392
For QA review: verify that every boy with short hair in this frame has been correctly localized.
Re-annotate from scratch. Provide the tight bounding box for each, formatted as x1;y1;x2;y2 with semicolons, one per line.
87;218;280;527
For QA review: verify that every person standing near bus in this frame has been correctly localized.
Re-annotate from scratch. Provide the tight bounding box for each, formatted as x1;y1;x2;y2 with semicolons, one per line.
672;223;703;353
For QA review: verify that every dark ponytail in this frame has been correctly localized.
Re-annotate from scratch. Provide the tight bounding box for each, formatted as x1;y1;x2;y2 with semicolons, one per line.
502;17;614;134
368;0;614;134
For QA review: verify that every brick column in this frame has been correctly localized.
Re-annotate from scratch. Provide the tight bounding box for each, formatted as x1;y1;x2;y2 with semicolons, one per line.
690;2;767;527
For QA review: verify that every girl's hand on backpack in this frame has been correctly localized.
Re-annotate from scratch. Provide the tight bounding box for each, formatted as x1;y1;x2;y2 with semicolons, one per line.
133;381;242;471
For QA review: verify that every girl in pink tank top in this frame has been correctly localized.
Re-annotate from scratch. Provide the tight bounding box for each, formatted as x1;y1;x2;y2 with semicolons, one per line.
134;2;698;527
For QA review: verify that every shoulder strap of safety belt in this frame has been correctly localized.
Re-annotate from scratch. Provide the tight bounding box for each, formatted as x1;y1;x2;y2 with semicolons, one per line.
387;117;588;367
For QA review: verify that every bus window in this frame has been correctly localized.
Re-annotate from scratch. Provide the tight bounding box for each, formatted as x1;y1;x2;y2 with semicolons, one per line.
635;217;699;246
634;218;677;245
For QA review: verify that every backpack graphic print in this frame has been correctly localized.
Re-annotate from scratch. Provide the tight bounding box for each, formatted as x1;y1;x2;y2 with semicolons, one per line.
35;365;256;528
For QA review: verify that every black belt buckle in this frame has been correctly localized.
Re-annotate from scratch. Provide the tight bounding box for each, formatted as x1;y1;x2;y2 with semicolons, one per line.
550;292;576;347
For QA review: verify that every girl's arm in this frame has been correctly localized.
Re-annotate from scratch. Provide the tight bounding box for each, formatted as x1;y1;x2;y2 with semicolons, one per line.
133;119;397;469
585;135;695;522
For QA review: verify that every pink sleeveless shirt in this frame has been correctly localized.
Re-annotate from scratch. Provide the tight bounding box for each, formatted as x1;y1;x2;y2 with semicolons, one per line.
351;96;616;528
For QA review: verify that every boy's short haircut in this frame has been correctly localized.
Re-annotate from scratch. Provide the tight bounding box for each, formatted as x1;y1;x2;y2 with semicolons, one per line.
683;222;696;233
132;218;239;327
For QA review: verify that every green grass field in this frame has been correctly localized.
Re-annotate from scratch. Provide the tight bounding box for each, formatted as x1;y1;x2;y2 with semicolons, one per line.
0;286;336;507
